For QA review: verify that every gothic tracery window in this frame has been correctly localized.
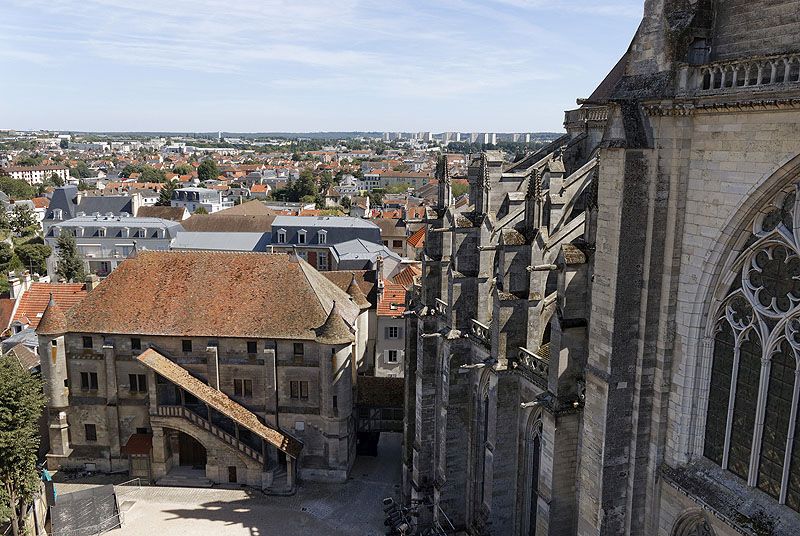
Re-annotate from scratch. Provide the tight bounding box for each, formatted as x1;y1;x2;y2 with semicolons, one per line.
705;185;800;510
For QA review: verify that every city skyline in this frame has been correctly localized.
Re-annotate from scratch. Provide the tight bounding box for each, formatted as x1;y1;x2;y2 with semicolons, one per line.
1;0;642;133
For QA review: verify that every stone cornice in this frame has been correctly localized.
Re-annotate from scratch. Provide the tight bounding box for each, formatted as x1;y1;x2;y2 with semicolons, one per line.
643;97;800;116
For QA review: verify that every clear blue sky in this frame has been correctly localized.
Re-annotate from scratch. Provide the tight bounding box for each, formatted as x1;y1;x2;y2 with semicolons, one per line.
0;0;643;133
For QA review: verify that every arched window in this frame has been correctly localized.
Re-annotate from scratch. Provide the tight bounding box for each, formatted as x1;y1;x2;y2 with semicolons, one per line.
525;418;543;536
704;185;800;509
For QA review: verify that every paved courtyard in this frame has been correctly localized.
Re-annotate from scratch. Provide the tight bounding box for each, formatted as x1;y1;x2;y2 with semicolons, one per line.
55;433;402;536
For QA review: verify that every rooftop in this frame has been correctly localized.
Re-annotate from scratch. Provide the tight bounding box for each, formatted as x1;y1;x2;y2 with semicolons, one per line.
272;215;379;230
66;250;359;340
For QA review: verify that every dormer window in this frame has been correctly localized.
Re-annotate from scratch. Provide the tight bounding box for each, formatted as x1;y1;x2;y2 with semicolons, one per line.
277;229;286;244
122;227;130;238
53;209;63;221
77;227;84;237
136;228;146;238
298;229;307;245
318;230;327;244
98;227;106;238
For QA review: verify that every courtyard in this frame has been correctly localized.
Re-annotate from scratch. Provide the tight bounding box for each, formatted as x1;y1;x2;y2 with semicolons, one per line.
54;433;402;536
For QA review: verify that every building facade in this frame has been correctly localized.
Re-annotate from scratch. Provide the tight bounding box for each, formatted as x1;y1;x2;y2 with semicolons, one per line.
4;165;69;185
403;2;800;535
39;251;370;488
171;187;233;214
45;216;183;278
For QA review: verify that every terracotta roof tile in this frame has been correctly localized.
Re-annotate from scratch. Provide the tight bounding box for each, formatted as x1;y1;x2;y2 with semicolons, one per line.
377;281;407;317
16;283;87;330
38;294;69;336
406;227;426;248
67;251;358;340
392;264;422;290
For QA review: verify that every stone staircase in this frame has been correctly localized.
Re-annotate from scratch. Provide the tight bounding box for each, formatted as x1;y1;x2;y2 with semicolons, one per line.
156;466;214;488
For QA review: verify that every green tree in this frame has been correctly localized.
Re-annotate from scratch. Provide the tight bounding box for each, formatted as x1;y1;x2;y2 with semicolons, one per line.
120;163;144;178
156;180;177;206
48;172;64;187
15;154;44;167
369;188;385;206
340;196;351;210
0;177;36;200
59;138;69;149
197;159;219;183
291;153;301;162
292;169;318;200
0;355;46;536
69;161;93;179
56;232;86;282
9;205;38;236
14;244;51;275
140;167;167;183
0;243;13;272
193;206;209;215
172;163;193;175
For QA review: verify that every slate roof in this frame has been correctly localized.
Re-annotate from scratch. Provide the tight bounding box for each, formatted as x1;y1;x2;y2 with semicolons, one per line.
171;231;270;251
314;303;355;344
14;283;87;329
76;195;135;216
66;251;359;340
44;186;79;221
181;214;275;233
137;348;302;456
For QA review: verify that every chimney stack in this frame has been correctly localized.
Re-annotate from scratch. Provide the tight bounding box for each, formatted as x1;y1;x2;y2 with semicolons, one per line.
85;274;100;291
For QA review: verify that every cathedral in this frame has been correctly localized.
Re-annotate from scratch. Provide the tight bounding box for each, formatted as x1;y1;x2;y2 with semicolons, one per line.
402;1;800;534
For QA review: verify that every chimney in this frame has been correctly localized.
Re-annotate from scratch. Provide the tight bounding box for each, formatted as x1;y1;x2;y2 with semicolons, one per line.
21;271;32;293
376;254;385;302
85;274;100;291
8;274;22;299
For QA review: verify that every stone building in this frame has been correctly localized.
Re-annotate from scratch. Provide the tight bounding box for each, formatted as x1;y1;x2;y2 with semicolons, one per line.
39;250;371;488
403;1;800;535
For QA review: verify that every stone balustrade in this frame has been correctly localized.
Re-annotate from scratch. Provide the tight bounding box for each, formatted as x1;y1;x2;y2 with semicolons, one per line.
470;318;491;346
564;106;608;127
518;346;549;381
678;53;800;95
157;405;264;464
434;298;449;317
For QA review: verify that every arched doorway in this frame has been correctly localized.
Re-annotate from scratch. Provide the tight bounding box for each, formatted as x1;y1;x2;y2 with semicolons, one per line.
178;431;207;469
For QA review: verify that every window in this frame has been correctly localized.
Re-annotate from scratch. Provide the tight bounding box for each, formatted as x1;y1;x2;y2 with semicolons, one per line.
182;340;192;353
53;208;63;221
298;230;307;244
703;185;800;512
82;336;93;349
98;227;106;237
234;379;253;397
386;326;400;339
333;395;338;410
129;374;147;393
85;423;97;442
393;240;403;248
247;341;258;354
318;230;327;244
293;343;304;357
51;339;58;347
387;350;398;363
80;371;99;390
317;252;329;271
289;380;309;400
277;229;286;243
131;338;141;351
136;427;149;434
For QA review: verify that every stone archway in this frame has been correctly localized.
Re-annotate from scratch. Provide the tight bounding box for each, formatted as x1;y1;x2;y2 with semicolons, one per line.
671;510;716;536
177;431;207;469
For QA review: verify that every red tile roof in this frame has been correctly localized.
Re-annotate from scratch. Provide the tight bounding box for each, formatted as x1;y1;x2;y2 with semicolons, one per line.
406;227;426;248
32;197;50;209
377;281;407;317
392;263;422;290
66;251;358;340
15;283;87;330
